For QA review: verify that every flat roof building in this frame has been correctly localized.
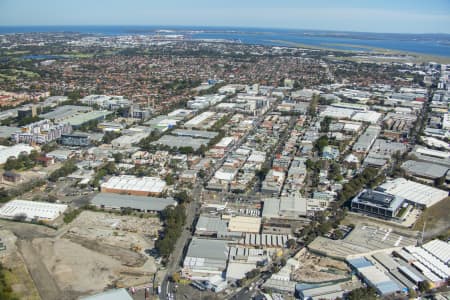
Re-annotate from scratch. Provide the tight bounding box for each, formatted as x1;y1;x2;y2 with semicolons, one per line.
0;200;67;221
182;238;230;280
40;105;92;122
353;125;380;154
377;178;448;208
401;160;448;180
351;189;404;220
64;110;112;128
0;144;34;165
195;215;228;237
172;129;219;139
228;216;261;233
151;134;210;151
347;257;402;296
91;193;176;212
100;175;167;196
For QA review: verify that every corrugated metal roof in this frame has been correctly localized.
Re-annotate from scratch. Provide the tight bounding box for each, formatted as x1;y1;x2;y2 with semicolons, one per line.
423;239;450;264
347;257;373;269
398;266;423;283
376;281;401;295
372;252;399;271
91;193;176;211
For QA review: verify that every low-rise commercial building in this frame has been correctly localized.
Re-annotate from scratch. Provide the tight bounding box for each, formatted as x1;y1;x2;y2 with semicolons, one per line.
182;238;230;280
353;125;380;155
59;133;90;147
351;189;404;220
228;216;261;234
347;257;401;296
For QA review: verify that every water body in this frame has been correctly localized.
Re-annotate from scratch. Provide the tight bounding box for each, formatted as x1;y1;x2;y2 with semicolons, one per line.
1;25;449;57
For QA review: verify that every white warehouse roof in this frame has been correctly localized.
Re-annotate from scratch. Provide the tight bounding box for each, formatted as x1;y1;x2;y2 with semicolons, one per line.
215;137;234;148
0;200;67;221
378;178;448;207
351;111;382;124
0;144;35;165
101;175;166;194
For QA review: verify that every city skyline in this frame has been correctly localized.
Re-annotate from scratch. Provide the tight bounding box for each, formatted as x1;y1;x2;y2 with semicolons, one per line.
1;0;450;34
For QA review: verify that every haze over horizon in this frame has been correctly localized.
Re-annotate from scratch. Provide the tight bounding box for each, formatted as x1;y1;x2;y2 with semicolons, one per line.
1;0;449;34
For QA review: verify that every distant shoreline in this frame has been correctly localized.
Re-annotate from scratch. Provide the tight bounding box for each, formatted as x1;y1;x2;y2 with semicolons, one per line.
1;25;449;58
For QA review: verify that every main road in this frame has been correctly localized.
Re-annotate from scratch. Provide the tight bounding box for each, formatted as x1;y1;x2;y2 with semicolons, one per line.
159;102;279;300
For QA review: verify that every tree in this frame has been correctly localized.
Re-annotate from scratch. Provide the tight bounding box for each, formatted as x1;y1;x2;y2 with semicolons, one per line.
314;135;329;153
165;173;175;185
245;268;260;279
308;94;319;117
346;287;378;300
171;272;180;283
49;160;78;182
102;131;120;144
418;280;432;293
112;152;123;163
320;116;332;132
408;288;417;298
3;157;17;171
286;239;297;249
174;191;191;204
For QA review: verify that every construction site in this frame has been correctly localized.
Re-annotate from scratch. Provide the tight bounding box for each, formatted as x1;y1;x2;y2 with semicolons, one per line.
0;210;162;299
292;250;351;283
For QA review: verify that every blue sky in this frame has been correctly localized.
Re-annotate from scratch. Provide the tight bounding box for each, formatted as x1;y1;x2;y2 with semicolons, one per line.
1;0;449;34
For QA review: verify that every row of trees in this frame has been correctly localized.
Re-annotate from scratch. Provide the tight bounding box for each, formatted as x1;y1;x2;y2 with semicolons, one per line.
155;205;186;257
336;167;385;207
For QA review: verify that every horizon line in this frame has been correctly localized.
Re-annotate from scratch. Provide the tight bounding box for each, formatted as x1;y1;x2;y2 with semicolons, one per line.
0;24;449;36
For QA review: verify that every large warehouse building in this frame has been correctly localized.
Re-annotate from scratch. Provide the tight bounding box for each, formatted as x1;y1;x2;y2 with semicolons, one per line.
100;175;167;196
377;178;448;208
182;238;230;280
0;144;34;165
0;199;67;221
91;193;176;213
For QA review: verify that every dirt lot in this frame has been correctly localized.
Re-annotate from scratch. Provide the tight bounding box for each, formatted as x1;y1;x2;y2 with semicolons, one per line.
0;230;41;300
1;210;162;299
292;249;350;283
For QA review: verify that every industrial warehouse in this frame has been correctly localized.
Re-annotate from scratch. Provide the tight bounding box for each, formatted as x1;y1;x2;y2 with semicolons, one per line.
347;239;450;297
0;199;67;221
100;175;167;196
90;193;177;213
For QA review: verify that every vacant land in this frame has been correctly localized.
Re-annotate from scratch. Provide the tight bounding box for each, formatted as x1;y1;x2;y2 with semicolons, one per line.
292;249;350;283
0;230;41;300
1;211;162;298
414;197;450;239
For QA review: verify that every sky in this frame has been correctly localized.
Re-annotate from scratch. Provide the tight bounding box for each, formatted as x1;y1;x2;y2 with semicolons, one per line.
1;0;449;34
